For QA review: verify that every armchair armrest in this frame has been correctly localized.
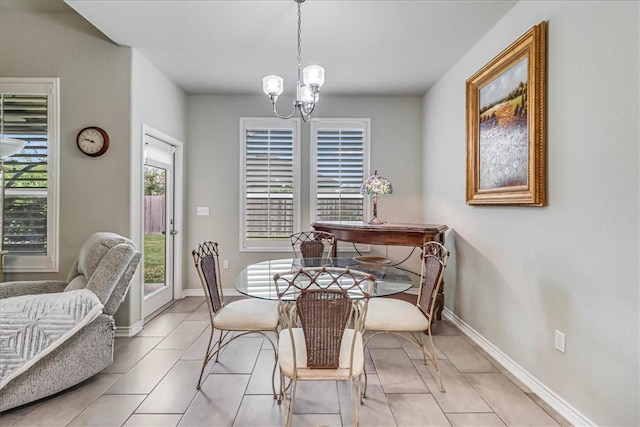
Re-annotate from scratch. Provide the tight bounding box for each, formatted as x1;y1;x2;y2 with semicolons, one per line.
0;280;68;299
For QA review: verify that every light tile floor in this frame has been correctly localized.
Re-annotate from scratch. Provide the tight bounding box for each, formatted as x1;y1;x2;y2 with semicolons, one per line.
0;296;571;427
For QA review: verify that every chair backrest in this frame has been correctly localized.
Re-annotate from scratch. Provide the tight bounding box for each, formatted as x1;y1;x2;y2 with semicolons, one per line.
273;267;375;369
290;231;335;261
298;289;352;368
64;232;142;316
192;241;223;314
416;241;450;319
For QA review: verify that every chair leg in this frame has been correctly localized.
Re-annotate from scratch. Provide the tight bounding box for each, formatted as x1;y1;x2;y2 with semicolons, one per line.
261;330;279;400
278;371;285;404
271;352;279;400
196;327;216;389
416;331;430;365
362;361;369;398
349;377;361;427
426;325;445;392
215;330;226;362
362;331;377;398
286;378;297;427
365;329;445;393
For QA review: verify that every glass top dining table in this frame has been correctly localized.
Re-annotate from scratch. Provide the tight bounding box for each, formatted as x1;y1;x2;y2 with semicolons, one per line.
234;257;414;300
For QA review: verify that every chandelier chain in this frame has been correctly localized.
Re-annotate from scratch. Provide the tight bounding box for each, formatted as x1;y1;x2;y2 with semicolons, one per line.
297;0;302;70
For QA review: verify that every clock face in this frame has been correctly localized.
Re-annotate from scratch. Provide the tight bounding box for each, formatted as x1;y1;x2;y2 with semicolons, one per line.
77;127;109;157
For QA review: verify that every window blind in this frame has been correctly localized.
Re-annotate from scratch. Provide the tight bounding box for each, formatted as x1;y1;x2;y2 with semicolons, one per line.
313;124;367;222
244;128;295;241
1;94;48;254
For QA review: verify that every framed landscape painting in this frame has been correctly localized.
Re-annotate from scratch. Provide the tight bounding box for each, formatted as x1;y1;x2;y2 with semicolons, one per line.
466;21;547;206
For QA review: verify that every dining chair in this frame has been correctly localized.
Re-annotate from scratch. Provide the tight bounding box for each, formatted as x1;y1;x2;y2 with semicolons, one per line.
273;267;375;427
192;241;279;396
289;231;335;261
363;241;450;393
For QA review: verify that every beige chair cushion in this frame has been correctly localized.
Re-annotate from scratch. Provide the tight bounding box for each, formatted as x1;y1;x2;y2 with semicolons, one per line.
213;298;279;331
365;298;429;331
278;328;364;379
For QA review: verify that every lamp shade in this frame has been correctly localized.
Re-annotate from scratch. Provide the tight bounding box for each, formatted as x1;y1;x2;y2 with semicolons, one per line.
361;170;393;196
0;137;26;158
302;65;325;88
262;75;284;96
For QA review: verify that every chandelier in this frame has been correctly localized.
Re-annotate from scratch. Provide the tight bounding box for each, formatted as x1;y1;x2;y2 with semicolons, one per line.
262;0;325;123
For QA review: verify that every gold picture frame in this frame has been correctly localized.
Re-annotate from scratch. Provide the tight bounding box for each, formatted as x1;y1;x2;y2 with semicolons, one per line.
466;22;547;206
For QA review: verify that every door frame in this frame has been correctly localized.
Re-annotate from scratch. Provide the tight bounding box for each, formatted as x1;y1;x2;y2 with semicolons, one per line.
140;124;184;318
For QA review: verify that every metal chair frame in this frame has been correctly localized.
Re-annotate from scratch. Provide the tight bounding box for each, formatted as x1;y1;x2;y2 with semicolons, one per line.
289;231;336;260
273;267;375;427
364;241;450;394
192;241;279;396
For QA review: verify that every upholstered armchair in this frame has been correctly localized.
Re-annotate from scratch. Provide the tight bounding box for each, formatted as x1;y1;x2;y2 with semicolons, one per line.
0;232;141;412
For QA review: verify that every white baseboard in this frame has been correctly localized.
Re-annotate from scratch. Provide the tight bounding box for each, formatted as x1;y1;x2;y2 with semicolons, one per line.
115;319;143;337
181;288;203;297
443;308;594;427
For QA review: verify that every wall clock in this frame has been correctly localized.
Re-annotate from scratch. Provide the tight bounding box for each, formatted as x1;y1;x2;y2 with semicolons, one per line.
76;126;110;157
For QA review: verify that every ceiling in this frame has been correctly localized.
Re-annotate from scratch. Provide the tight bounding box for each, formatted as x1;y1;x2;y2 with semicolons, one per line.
3;0;517;96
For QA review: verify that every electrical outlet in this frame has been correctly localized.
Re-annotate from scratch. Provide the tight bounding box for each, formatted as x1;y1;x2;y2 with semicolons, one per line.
223;260;229;269
554;330;566;353
196;207;209;216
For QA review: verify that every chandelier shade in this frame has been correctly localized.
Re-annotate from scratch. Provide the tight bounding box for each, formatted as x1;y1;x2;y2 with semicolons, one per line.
262;75;284;99
302;65;325;87
262;0;324;123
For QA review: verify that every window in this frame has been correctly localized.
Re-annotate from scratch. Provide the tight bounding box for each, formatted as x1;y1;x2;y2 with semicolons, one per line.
240;118;300;251
0;78;59;272
310;119;370;223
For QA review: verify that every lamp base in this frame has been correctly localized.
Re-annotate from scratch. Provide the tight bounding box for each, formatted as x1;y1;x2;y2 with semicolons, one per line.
367;216;385;225
368;198;385;224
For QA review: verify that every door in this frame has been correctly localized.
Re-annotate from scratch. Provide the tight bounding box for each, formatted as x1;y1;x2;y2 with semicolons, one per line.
143;136;176;317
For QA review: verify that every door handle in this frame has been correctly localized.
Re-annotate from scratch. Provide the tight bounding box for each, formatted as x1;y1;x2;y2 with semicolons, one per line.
170;229;178;236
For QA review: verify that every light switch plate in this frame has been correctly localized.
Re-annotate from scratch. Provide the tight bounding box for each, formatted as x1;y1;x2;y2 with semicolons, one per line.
196;207;209;216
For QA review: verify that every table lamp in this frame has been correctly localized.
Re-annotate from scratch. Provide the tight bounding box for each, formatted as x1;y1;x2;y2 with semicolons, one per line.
361;170;393;225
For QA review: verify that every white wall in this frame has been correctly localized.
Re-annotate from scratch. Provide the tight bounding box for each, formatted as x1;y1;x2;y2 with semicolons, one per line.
422;1;639;425
0;12;132;280
0;12;187;330
184;94;425;291
123;50;186;327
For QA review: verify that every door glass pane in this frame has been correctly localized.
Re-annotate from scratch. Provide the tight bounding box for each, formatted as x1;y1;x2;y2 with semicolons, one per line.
144;165;166;297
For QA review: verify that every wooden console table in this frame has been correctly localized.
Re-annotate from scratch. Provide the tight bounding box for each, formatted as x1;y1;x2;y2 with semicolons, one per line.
311;221;448;319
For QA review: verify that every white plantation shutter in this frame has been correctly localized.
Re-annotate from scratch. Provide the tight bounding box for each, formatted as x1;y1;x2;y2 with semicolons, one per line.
311;119;370;223
1;93;48;254
240;118;300;251
0;78;59;272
